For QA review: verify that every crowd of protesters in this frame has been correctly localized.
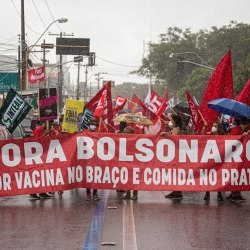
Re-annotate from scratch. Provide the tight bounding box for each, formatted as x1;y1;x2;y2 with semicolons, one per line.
162;113;250;203
1;108;249;204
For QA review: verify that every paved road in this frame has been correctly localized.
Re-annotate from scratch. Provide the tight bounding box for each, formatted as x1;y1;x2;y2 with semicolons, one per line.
1;190;250;250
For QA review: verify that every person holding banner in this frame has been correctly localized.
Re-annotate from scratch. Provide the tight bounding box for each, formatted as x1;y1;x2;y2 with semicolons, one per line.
32;119;59;199
116;121;128;193
117;121;127;133
162;114;184;200
121;126;139;200
85;117;100;201
226;117;250;202
33;120;59;137
202;120;224;201
54;115;64;134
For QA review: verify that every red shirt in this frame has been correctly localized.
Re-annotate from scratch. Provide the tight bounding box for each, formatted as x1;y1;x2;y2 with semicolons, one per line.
33;125;45;138
230;125;250;135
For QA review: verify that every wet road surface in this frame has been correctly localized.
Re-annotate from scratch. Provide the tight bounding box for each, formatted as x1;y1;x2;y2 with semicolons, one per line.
1;190;250;250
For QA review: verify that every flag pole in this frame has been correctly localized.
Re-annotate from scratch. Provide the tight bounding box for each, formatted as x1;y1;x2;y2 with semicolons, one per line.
98;117;102;132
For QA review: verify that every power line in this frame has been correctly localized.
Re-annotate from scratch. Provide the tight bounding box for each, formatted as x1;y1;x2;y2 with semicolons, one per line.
0;44;17;48
96;56;139;68
30;52;43;63
0;49;17;53
44;0;62;32
0;35;19;46
0;54;18;61
32;0;47;29
0;59;18;64
10;0;41;35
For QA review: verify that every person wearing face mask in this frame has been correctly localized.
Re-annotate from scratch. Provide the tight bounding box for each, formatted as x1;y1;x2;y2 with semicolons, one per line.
228;117;241;134
203;121;224;201
85;117;100;201
162;114;184;200
226;116;250;202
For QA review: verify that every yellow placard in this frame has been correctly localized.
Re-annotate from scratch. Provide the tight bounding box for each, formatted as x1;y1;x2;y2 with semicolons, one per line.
62;99;84;133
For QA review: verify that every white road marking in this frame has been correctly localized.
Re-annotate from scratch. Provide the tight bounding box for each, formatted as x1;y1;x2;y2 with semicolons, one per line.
123;201;138;250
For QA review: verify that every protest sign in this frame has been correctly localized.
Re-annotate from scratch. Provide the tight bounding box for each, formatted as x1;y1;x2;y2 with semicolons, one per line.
39;88;57;120
0;88;31;133
28;66;45;84
1;133;250;196
62;99;84;133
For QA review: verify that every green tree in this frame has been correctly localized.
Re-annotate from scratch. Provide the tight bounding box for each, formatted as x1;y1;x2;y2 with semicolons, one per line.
134;22;250;102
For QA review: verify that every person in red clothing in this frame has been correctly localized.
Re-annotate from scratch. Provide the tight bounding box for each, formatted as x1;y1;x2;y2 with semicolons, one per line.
54;115;64;134
85;117;100;201
31;119;59;199
33;119;59;138
226;116;250;202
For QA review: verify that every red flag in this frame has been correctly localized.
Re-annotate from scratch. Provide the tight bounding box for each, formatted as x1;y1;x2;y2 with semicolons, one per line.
128;93;164;124
235;78;250;106
147;90;167;117
128;94;144;114
28;66;45;84
93;90;106;117
144;86;152;105
86;81;114;132
113;96;127;113
200;50;234;130
132;95;159;124
186;91;205;134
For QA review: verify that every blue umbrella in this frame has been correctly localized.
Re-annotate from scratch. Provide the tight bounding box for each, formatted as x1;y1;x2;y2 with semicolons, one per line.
208;98;250;119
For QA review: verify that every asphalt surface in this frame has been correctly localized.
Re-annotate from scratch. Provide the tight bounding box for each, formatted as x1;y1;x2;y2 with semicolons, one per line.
1;190;250;250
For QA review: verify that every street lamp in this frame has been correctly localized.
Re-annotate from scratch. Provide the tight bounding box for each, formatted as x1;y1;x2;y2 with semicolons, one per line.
30;18;68;51
169;52;209;66
169;51;214;70
177;59;214;70
24;18;68;91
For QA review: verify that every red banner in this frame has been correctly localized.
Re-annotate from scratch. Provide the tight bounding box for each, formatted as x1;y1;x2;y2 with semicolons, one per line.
28;66;45;84
1;133;250;196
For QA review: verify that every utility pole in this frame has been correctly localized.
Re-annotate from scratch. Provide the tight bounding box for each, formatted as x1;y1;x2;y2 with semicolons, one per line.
49;32;74;114
76;61;80;100
84;52;95;100
95;72;107;90
42;39;46;88
74;56;83;100
21;0;26;91
18;35;21;90
84;65;88;100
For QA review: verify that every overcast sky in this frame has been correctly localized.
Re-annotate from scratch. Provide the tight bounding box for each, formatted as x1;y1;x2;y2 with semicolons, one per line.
1;0;250;86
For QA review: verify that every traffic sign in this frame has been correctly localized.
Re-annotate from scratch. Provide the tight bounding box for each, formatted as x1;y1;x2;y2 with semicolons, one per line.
56;38;90;55
0;72;19;92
